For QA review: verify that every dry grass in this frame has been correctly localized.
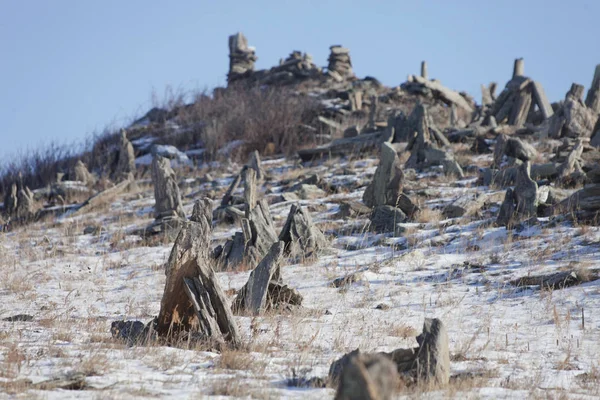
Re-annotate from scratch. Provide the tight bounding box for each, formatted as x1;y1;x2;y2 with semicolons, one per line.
414;207;443;224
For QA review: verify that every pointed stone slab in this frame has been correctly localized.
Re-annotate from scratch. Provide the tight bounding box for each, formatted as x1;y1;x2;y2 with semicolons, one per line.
233;241;284;315
363;142;404;209
278;204;327;258
531;81;554;119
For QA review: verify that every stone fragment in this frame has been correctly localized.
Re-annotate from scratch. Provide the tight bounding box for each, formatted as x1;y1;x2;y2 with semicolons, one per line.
151;149;186;224
279;204;327;258
334;353;398;400
114;129;136;181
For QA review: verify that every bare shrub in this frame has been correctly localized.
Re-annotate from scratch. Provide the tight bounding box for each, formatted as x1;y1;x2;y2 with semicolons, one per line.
178;84;322;160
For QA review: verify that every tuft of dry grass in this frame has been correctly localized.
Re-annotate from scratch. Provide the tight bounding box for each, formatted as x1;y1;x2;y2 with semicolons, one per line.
414;208;443;224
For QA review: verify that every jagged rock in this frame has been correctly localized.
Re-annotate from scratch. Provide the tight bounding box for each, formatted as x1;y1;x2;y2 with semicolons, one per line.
219;199;278;269
493;134;537;167
543;86;598;139
248;150;266;183
496;162;538;226
151;150;186;224
114;129;136;181
586;64;600;114
403;75;474;112
483;163;558;187
471;136;492;154
228;32;257;83
514;161;538;218
110;320;155;346
363;142;405;209
330;319;450;389
279;204;327;258
296;184;327;200
403;105;462;177
221;171;243;207
557;139;585;182
422;147;465;178
73;160;95;185
370;205;407;233
3;183;18;216
156;199;241;346
591;120;600;147
547;184;600;222
497;188;516;227
343;125;360;138
412;318;451;385
334;353;398;400
233;241;284;315
491;60;553;127
16;186;35;220
511;269;599;291
334;201;372;219
443;193;488;218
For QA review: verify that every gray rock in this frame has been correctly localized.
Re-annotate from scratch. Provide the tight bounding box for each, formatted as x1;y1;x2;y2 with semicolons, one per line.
151;151;186;223
73;160;95;185
233;241;284;315
414;318;451;385
114;130;136;181
335;353;398;400
496;188;516;227
363;142;405;209
3;183;18;216
370;205;407;233
514;161;538;218
279;204;327;259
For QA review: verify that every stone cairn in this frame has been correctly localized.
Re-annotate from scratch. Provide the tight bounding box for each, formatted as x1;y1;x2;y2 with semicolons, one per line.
227;32;257;84
262;51;321;84
330;318;450;397
114;129;136;182
327;45;354;82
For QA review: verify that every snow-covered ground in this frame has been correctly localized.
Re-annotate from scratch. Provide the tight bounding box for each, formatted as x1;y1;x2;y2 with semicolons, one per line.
1;153;600;399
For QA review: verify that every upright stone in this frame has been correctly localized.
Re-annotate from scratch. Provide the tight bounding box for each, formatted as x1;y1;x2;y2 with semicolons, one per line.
363;142;404;208
232;241;284;315
414;318;451;385
3;183;18;216
514;161;538;218
420;61;428;80
586;64;600;113
513;58;525;78
335;353;398;400
247;150;265;183
74;160;94;185
157;199;241;346
151;149;186;223
114;129;135;181
368;95;377;130
278;204;327;259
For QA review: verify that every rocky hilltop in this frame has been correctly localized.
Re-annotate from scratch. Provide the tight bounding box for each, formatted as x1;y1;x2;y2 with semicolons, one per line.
1;33;600;399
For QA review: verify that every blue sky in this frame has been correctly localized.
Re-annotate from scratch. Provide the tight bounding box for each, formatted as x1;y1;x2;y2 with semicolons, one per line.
1;1;598;161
